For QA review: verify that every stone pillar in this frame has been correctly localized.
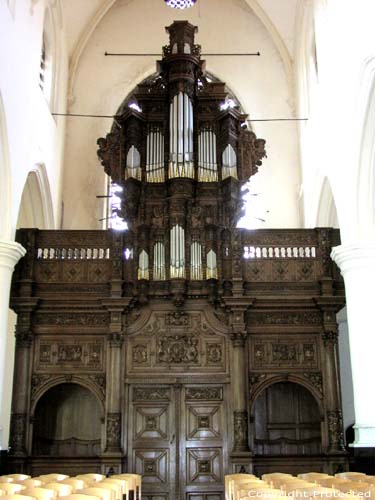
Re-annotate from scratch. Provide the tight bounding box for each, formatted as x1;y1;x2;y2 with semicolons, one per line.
0;240;26;450
331;244;375;447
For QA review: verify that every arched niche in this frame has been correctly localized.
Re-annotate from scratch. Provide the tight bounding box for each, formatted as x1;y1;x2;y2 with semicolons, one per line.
251;381;322;456
32;383;102;457
17;165;54;230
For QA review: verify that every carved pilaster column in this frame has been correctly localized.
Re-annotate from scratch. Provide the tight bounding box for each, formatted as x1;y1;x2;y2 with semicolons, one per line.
10;299;38;456
102;299;129;455
322;326;345;452
0;240;26;450
230;308;249;454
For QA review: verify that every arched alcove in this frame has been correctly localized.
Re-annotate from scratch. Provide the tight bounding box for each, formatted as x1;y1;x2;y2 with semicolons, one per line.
252;381;322;455
32;383;102;457
17;165;54;229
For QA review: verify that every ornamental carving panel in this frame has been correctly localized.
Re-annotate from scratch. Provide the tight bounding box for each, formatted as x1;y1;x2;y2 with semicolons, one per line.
35;312;109;326
127;311;227;373
250;337;319;370
243;259;320;282
35;337;105;371
248;311;321;326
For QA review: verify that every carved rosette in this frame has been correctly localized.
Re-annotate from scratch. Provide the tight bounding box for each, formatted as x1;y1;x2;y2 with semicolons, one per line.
233;410;249;452
327;410;345;452
9;413;27;455
106;412;122;452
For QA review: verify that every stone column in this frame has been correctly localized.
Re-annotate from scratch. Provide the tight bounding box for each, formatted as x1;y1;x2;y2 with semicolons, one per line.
0;240;25;450
331;244;375;447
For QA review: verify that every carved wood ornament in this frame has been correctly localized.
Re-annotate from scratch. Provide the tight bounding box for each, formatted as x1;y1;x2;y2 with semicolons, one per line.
9;21;347;497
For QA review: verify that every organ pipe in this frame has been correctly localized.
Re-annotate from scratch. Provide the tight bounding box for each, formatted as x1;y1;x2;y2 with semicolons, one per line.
146;126;165;182
169;92;194;179
137;249;149;280
153;242;166;280
125;146;142;180
170;224;185;278
198;129;218;182
206;249;218;279
222;144;238;180
190;241;203;280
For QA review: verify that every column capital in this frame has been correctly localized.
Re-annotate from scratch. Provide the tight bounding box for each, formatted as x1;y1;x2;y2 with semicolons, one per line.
0;240;26;271
331;243;375;275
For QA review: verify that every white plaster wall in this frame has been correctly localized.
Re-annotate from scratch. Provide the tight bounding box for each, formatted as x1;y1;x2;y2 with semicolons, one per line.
0;0;69;238
0;0;69;449
63;0;301;229
296;0;375;242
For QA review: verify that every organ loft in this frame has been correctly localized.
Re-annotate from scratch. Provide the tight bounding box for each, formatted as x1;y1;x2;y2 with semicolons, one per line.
9;21;348;500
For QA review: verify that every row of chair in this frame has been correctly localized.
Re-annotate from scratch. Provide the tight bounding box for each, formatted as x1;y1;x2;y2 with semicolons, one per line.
0;472;141;500
226;471;375;500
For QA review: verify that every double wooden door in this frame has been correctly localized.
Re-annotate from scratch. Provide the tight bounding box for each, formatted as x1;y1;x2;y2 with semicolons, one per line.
127;384;227;500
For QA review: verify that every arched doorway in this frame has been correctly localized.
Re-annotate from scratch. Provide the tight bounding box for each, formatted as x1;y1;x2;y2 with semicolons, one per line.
252;382;322;455
32;383;102;456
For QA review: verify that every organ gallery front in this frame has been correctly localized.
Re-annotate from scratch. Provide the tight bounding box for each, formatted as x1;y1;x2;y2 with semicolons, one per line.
9;21;348;500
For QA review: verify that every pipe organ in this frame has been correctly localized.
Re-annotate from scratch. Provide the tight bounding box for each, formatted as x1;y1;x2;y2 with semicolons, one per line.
97;21;266;284
7;21;347;498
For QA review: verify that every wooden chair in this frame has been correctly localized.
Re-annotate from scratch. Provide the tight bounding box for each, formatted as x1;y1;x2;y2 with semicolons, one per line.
60;480;86;492
0;485;25;495
317;478;350;488
37;476;69;483
89;481;118;500
60;495;101;500
79;488;112;500
110;474;141;500
335;473;367;481
0;495;36;500
3;478;29;484
21;487;56;500
0;480;14;485
43;482;73;497
298;473;332;482
226;475;265;500
18;480;44;488
97;480;124;500
74;475;104;484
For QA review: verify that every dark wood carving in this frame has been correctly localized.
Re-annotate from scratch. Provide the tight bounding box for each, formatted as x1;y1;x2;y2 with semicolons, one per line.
9;20;347;496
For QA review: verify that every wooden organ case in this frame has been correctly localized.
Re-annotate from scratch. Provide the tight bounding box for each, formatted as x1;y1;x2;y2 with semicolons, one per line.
9;21;348;500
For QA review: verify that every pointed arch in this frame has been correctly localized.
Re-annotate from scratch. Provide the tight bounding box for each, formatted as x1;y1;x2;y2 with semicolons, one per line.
68;0;293;103
0;91;12;239
17;164;55;229
356;56;375;236
316;176;339;228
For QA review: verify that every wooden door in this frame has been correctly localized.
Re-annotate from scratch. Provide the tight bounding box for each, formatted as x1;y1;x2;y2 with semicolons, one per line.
128;384;226;500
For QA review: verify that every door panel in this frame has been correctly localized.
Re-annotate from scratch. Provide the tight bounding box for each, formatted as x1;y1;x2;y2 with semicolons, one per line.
182;386;225;499
128;385;225;500
129;386;175;499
